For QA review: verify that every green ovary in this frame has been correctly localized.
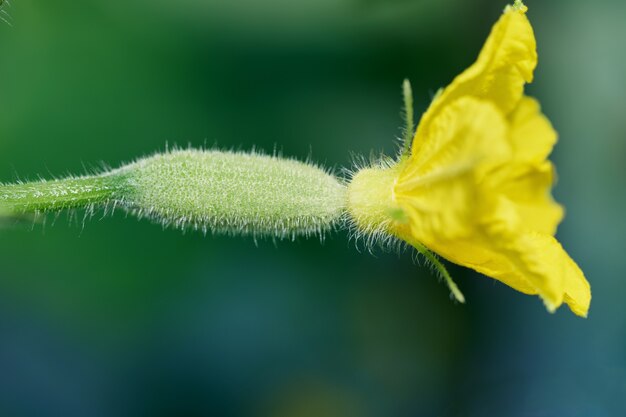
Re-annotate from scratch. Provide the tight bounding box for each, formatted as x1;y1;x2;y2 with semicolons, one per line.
118;150;347;238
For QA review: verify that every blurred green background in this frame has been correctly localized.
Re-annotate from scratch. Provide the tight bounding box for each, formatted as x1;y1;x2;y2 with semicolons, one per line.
0;0;624;416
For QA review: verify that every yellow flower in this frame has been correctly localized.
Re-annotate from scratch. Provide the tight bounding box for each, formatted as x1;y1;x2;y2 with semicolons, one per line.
347;1;591;317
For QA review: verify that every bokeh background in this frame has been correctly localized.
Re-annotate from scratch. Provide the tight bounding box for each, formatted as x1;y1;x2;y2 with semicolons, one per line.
0;0;624;416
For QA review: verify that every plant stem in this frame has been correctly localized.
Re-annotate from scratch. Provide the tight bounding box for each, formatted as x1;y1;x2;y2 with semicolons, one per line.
0;174;129;213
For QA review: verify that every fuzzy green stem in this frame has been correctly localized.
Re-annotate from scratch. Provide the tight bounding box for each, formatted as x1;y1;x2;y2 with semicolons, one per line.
401;78;415;157
0;174;129;213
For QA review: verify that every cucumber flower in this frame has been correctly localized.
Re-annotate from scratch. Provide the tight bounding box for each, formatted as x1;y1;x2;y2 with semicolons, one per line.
0;1;590;317
347;1;591;316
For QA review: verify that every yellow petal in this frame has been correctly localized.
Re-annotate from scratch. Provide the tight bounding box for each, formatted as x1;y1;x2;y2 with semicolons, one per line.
494;161;564;235
516;232;591;317
395;97;510;241
401;97;510;180
456;5;537;112
412;4;536;156
413;215;590;317
508;96;558;163
487;96;563;235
